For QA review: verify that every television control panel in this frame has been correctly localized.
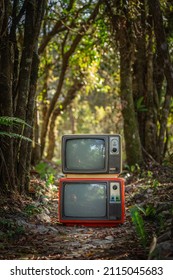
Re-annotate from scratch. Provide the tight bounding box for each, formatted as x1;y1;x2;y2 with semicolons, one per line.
109;182;122;220
109;135;121;174
110;136;120;154
110;182;121;202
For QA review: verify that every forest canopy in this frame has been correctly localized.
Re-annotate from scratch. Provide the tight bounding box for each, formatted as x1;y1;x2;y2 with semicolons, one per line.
0;0;173;195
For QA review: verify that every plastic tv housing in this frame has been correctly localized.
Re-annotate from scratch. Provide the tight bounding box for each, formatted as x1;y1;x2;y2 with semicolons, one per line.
61;134;122;174
58;177;125;227
59;134;125;227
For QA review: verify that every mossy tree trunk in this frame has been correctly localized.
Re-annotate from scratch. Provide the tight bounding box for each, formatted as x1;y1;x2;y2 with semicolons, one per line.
119;28;143;166
148;0;173;163
133;5;159;160
132;0;147;149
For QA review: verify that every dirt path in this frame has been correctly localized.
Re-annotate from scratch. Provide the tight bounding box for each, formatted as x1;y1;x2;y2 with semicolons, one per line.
0;195;147;260
40;199;146;260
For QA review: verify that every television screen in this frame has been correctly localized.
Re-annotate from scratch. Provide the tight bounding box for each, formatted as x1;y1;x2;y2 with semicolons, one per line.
63;182;107;217
66;138;105;171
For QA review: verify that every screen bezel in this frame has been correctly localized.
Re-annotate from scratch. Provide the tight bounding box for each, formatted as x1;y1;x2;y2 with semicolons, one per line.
60;181;108;220
62;135;109;174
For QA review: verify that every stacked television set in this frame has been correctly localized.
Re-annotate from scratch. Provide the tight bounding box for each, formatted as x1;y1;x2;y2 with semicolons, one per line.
58;134;125;226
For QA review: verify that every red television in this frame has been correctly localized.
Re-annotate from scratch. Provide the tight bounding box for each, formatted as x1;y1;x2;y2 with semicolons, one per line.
61;134;122;174
58;177;125;227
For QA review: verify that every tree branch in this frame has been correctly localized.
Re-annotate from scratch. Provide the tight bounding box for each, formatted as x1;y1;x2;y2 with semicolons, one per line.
38;0;75;54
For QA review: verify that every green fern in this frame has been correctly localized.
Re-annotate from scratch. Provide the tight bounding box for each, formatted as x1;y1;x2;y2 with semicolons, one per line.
0;116;31;128
0;116;32;142
0;131;32;142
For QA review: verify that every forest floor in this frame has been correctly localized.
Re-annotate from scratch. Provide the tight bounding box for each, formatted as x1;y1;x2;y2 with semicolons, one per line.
0;163;173;260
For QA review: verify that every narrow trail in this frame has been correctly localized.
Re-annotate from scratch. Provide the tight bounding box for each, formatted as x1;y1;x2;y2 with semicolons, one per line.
43;199;146;260
0;186;146;260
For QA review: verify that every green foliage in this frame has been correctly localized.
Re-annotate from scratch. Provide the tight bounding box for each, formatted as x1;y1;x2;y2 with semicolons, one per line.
144;204;156;218
151;179;160;189
141;171;160;189
124;163;141;174
35;161;56;186
130;201;168;244
135;97;147;112
45;173;55;188
130;205;147;247
0;116;32;142
0;116;31;128
24;204;42;217
0;131;32;142
146;170;153;178
133;203;157;220
142;205;166;235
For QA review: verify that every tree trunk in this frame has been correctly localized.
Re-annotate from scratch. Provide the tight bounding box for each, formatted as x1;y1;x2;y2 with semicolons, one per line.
32;105;41;165
46;113;57;161
17;50;40;193
105;0;143;166
132;0;147;148
118;15;143;166
0;0;45;195
119;37;143;166
148;0;173;162
143;20;158;160
14;0;45;193
46;80;83;160
0;0;15;193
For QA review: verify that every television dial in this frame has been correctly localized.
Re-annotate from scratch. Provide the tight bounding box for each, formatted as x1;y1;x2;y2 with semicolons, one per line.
112;185;118;190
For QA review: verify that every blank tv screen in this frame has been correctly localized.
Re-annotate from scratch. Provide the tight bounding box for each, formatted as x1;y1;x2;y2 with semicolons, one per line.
63;183;107;217
65;138;105;170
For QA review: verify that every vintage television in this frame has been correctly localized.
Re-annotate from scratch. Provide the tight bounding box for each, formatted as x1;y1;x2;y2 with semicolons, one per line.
58;177;125;227
62;134;122;174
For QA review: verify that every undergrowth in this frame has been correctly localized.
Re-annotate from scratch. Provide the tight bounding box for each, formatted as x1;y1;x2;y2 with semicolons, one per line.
0;218;25;242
